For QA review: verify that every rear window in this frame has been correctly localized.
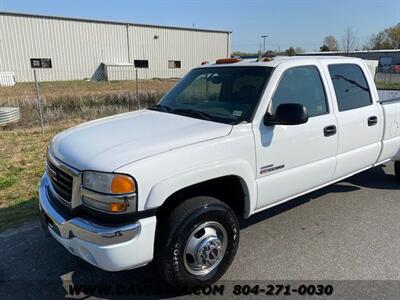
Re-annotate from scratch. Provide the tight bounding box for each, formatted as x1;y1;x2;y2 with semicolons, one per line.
328;64;372;111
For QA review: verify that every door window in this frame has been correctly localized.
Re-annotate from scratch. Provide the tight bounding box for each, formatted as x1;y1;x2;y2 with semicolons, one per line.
272;66;328;117
328;64;372;111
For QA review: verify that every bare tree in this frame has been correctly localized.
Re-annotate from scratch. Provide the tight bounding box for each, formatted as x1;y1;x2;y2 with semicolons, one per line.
323;35;339;51
366;32;390;50
341;27;358;52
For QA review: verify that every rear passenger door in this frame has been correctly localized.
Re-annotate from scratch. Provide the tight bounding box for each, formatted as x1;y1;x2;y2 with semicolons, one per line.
327;63;383;179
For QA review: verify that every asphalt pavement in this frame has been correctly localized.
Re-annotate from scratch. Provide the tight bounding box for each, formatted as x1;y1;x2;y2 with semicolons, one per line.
1;162;399;299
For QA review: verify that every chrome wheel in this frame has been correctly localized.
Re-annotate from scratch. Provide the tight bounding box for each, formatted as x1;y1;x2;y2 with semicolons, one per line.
183;221;228;276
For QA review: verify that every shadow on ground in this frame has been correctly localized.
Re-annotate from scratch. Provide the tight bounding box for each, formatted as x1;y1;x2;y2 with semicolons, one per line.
0;197;38;232
0;164;397;299
241;164;398;229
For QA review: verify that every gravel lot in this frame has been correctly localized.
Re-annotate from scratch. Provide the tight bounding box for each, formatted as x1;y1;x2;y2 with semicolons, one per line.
1;162;399;299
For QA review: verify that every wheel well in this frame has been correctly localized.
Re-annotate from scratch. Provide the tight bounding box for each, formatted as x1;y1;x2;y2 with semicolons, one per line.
156;175;247;220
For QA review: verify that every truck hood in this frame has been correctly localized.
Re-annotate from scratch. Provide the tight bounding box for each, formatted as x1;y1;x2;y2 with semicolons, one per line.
51;110;232;171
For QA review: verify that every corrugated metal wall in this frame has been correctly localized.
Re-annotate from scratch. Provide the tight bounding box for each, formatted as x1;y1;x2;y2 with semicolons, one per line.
0;13;231;82
128;26;230;79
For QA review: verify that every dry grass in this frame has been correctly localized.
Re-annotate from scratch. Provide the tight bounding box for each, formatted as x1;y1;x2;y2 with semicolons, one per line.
0;79;176;129
0;79;175;100
0;121;84;231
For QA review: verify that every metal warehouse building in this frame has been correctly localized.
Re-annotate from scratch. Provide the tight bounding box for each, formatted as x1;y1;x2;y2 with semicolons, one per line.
0;12;231;82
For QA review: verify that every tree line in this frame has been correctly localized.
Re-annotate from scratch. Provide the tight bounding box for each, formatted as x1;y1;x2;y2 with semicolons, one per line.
232;23;400;57
320;23;400;52
232;46;305;58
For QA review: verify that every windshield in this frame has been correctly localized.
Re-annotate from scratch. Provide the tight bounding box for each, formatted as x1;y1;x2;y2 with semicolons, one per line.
149;66;273;124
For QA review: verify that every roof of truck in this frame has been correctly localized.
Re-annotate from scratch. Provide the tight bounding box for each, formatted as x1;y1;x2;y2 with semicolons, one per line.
198;56;363;69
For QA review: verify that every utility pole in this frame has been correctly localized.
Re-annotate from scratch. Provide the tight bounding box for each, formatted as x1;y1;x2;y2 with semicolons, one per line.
261;35;268;54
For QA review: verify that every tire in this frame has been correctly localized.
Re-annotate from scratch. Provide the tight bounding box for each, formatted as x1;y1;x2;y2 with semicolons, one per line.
395;161;400;182
155;196;240;288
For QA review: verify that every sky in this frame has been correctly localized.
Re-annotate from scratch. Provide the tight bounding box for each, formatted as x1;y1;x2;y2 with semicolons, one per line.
1;0;399;52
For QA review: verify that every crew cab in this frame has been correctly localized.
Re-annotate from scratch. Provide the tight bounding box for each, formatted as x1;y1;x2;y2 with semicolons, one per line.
39;56;400;287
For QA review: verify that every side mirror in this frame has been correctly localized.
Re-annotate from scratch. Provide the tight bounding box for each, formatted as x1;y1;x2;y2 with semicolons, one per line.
264;103;308;126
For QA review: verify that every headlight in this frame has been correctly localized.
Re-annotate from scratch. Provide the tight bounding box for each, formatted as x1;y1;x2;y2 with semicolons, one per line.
82;171;136;194
81;171;137;214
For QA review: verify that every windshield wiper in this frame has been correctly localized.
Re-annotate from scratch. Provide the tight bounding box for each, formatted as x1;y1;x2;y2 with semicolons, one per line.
148;104;173;112
149;105;213;121
173;108;213;121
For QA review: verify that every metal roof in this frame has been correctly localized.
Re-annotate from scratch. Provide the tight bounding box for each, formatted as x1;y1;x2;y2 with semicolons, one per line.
0;11;232;34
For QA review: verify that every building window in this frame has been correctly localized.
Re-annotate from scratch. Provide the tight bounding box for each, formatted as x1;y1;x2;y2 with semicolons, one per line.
134;60;149;68
168;60;181;69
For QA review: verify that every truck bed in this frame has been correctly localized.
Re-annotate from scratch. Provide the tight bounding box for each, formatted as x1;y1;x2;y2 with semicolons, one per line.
378;89;400;103
377;89;400;162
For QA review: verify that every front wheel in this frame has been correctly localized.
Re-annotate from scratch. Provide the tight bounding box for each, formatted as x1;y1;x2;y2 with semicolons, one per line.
155;196;240;288
395;161;400;182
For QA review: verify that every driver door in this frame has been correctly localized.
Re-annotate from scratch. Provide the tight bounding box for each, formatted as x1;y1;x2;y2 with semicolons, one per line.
254;63;338;210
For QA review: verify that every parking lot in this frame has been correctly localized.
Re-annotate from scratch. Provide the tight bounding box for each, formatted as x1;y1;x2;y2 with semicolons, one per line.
1;162;399;298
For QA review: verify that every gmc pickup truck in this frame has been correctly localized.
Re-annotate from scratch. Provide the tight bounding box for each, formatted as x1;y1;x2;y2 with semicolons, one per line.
39;56;400;287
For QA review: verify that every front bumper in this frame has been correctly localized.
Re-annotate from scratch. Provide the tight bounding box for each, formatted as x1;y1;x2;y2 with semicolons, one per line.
39;173;157;271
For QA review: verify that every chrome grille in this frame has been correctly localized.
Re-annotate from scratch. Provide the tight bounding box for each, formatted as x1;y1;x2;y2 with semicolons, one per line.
47;159;73;202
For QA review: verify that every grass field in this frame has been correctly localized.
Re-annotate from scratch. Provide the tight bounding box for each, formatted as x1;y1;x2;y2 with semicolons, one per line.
0;122;83;231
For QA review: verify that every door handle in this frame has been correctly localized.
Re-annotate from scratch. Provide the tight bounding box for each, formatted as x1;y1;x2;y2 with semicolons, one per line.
324;125;337;137
368;116;378;126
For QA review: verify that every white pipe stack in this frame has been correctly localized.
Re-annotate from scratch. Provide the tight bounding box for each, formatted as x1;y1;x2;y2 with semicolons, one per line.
0;107;20;126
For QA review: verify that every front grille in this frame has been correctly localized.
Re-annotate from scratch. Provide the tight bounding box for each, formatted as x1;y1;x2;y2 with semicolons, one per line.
47;160;73;202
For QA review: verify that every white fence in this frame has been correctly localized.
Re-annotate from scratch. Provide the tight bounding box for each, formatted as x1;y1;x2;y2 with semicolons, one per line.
0;72;16;86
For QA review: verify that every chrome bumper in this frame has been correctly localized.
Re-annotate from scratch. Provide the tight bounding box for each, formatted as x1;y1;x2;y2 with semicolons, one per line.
39;173;140;246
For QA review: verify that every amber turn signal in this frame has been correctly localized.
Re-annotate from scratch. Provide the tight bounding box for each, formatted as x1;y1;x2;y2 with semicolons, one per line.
109;202;128;212
111;175;135;194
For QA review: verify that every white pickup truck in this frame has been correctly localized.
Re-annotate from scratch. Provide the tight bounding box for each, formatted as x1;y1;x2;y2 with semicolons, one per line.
39;56;400;287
